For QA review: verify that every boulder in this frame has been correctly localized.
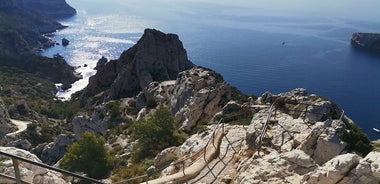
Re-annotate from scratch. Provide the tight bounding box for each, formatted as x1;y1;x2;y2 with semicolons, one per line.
340;151;380;183
82;28;194;102
61;38;69;46
5;139;32;150
282;149;316;168
154;146;179;169
40;134;74;164
0;147;69;183
302;153;361;184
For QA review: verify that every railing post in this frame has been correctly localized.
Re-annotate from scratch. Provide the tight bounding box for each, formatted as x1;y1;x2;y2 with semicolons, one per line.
339;110;345;122
11;158;21;184
182;161;185;176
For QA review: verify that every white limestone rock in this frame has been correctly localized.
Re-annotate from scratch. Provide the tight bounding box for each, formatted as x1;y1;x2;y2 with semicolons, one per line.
302;153;361;184
0;147;69;184
154;146;179;169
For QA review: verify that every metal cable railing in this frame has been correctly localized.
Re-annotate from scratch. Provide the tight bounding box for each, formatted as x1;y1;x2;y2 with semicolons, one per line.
0;151;105;184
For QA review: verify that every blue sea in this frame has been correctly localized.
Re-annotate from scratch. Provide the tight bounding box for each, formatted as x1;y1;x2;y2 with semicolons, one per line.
43;0;380;140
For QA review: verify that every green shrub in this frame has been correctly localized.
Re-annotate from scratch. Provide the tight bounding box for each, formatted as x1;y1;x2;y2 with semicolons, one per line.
231;87;256;103
60;132;115;179
340;122;373;156
145;95;157;109
132;108;184;161
112;159;155;183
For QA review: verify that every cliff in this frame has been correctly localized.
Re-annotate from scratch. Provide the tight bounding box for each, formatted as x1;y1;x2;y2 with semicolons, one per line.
23;0;76;19
81;28;194;105
351;33;380;55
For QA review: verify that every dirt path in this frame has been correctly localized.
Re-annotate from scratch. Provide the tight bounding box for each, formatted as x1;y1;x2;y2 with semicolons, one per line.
6;119;31;136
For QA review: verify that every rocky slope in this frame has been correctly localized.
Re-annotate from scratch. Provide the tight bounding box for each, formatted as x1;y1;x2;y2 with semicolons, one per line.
23;0;76;19
81;28;194;105
351;33;380;55
152;89;379;184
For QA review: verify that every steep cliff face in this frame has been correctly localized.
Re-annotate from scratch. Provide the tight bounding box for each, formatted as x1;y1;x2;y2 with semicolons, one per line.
351;33;380;55
23;0;76;19
82;29;194;103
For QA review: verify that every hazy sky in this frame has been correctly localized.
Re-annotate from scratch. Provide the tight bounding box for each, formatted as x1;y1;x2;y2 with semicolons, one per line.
68;0;380;22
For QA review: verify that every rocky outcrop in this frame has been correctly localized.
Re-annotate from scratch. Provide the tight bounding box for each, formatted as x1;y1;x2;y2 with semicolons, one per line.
134;67;233;130
40;134;75;164
82;28;194;103
170;67;232;130
0;98;16;135
147;88;376;184
0;147;69;184
61;38;69;46
22;0;76;19
351;33;380;55
72;114;107;139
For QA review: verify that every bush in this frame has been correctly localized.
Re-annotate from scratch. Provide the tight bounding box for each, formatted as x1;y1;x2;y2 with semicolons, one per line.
60;132;115;179
132;108;184;161
145;96;157;109
340;122;373;156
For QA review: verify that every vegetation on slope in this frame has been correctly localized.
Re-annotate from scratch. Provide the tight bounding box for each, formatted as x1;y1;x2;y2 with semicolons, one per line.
60;132;115;179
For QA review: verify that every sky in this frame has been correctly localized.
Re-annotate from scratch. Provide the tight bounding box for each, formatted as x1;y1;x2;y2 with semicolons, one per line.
66;0;380;23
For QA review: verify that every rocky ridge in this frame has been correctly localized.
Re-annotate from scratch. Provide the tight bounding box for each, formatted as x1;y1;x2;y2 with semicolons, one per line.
351;33;380;55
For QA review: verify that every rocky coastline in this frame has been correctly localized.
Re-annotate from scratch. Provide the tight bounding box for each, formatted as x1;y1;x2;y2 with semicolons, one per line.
0;27;379;183
351;33;380;55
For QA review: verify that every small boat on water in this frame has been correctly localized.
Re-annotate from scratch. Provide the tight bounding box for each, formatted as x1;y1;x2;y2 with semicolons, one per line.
373;128;380;133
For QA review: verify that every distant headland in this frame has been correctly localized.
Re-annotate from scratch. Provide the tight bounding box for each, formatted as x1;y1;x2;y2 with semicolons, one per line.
351;33;380;55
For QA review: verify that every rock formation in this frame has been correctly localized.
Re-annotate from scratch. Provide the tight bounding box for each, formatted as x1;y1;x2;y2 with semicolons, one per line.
61;38;70;46
0;147;69;183
39;134;75;164
72;114;108;139
351;33;380;55
82;28;194;104
22;0;76;19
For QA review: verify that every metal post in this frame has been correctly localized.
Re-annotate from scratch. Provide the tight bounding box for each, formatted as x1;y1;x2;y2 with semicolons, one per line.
11;158;21;184
182;162;185;176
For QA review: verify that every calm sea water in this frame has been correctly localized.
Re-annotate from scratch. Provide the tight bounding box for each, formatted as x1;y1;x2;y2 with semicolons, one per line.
43;0;380;140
